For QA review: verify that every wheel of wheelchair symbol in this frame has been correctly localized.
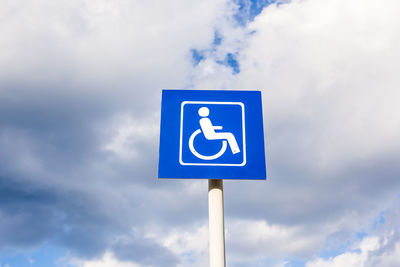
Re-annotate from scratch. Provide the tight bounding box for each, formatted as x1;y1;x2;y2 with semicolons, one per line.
189;129;227;160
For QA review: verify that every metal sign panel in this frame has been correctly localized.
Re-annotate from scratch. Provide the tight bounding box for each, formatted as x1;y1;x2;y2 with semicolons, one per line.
158;90;266;180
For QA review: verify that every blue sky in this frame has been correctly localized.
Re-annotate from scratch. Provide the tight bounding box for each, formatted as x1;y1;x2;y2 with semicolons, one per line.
1;0;400;266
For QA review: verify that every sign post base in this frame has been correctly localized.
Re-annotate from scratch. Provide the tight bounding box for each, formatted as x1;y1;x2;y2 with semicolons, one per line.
208;179;226;267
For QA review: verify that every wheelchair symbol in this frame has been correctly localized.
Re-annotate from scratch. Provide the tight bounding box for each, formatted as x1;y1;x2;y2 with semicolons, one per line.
188;107;240;160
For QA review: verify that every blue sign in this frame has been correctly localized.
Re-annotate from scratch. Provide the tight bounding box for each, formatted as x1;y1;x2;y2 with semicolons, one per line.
158;90;266;180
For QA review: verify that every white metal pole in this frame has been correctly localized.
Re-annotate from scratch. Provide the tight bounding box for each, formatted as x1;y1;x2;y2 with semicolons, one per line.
208;179;226;267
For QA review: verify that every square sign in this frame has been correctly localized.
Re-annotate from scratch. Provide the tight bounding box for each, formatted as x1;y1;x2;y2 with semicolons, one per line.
158;90;266;180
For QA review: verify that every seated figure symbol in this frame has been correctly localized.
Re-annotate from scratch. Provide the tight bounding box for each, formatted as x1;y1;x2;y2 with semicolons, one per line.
188;107;240;160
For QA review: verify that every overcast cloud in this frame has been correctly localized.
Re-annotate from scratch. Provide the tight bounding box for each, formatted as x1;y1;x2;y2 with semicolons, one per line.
1;0;400;266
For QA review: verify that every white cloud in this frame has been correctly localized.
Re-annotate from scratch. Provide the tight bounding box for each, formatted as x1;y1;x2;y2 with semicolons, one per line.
193;0;400;264
226;219;323;261
1;0;400;266
306;200;400;267
0;0;232;98
371;242;400;267
306;237;379;267
0;0;238;261
69;251;140;267
235;0;400;170
102;112;159;160
305;236;400;267
142;223;209;267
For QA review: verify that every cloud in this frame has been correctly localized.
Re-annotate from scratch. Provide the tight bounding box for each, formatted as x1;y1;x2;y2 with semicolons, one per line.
0;0;235;260
236;0;400;168
306;200;400;267
102;113;159;161
67;223;208;267
70;252;141;267
227;0;400;223
111;234;179;267
190;0;400;263
145;223;209;267
1;0;400;266
306;237;380;267
225;218;324;262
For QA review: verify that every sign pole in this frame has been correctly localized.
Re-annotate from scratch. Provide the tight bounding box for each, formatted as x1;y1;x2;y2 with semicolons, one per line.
208;179;226;267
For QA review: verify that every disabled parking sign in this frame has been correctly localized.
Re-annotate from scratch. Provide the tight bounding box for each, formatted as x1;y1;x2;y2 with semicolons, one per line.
158;90;266;180
180;102;246;166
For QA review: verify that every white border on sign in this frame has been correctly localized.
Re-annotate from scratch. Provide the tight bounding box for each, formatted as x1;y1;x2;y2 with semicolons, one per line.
179;101;246;166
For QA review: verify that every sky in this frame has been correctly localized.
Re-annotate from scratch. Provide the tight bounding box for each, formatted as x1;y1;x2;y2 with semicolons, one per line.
0;0;400;266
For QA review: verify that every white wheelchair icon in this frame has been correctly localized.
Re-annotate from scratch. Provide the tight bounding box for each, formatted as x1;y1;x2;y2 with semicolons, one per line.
188;107;240;160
